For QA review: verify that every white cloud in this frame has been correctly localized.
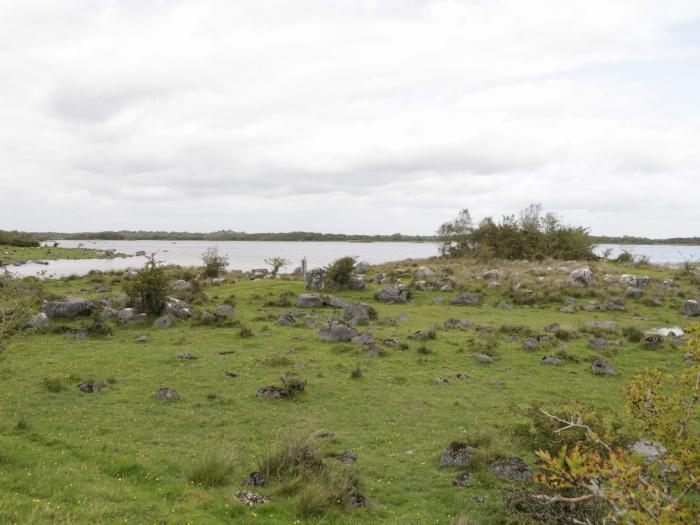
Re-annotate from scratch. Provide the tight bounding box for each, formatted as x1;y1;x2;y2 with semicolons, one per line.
0;0;699;235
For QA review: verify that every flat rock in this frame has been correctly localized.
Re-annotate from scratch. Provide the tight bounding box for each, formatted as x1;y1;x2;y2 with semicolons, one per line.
444;318;470;329
41;298;92;318
588;337;608;350
680;300;700;317
451;293;481;306
630;440;666;463
334;450;358;464
297;293;324;308
235;491;270;507
153;315;174;329
452;472;471;487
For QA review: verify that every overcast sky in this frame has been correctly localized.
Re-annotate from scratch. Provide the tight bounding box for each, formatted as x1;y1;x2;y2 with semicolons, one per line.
1;0;699;236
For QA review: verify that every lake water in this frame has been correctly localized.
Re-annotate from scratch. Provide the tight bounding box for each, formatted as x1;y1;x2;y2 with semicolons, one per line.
6;241;700;278
9;240;440;278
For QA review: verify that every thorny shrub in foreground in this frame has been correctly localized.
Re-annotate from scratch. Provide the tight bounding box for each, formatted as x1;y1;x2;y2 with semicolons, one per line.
534;328;700;524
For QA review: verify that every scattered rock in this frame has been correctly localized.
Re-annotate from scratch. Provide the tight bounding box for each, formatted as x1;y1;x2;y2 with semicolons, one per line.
522;337;540;351
155;388;178;401
642;334;663;348
541;356;561;366
249;268;269;280
439;442;476;467
163;297;193;318
153;315;174;329
444;318;470;329
569;267;595;286
559;305;576;313
435;377;450;384
452;472;471;487
630;440;666;463
586;320;617;330
319;320;359;342
397;312;408;321
137;335;149;343
603;297;625;311
347;490;367;508
277;312;296;326
176;353;197;360
343;303;373;325
41;298;93;318
450;293;481;306
213;304;235;317
497;301;512;310
298;294;324;308
456;373;470;381
334;450;358;464
474;353;495;363
117;308;147;326
351;331;374;345
347;275;366;289
489;457;532;483
591;358;617;376
680;300;700;317
625;286;644;298
440;284;454;292
244;472;266;487
483;270;505;279
304;268;326;290
78;379;106;393
171;279;190;290
376;285;410;304
235;491;270;507
588;337;608;350
27;312;49;329
416;266;438;280
620;274;650;288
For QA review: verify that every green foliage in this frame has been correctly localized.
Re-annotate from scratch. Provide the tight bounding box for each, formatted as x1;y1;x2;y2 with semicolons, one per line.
201;247;229;277
325;256;357;287
265;256;292;277
188;452;236;487
42;377;65;393
350;364;363;379
123;254;168;315
0;273;43;342
532;332;700;524
437;204;597;261
0;231;39;247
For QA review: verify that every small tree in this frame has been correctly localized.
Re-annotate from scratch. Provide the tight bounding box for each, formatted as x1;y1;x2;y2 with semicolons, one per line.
325;256;357;288
201;247;229;277
124;254;169;315
264;256;291;277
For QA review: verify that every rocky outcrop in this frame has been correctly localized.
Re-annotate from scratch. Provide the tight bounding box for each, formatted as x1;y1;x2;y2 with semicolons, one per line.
41;298;93;318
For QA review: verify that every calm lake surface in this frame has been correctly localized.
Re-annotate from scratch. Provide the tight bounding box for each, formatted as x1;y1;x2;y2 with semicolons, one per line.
11;240;440;278
7;241;700;278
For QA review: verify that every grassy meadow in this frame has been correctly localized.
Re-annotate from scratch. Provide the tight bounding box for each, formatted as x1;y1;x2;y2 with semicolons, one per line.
0;244;124;267
0;256;697;524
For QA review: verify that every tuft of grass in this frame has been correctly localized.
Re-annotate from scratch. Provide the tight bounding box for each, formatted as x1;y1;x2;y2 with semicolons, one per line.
350;364;363;380
188;451;236;487
258;355;294;367
416;343;433;355
104;460;145;479
238;324;253;338
14;416;29;432
42;377;65;393
621;325;643;343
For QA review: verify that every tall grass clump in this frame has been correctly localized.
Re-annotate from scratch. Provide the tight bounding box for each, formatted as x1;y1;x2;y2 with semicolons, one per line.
188;451;236;487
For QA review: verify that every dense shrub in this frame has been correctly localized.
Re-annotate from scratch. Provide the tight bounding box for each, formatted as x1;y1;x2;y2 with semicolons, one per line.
123;255;168;315
201;247;229;277
0;231;39;247
437;204;596;261
325;256;357;287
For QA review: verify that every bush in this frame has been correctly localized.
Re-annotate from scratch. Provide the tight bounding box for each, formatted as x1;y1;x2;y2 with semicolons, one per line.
201;247;229;278
123;255;169;315
325;256;357;287
437;204;596;261
188;452;236;487
0;231;39;247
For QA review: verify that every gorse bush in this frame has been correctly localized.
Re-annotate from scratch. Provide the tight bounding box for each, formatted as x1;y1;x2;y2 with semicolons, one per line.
201;247;229;277
123;255;168;315
437;204;596;261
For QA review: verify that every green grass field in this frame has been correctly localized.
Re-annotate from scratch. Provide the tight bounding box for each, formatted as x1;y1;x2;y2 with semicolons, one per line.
0;258;696;524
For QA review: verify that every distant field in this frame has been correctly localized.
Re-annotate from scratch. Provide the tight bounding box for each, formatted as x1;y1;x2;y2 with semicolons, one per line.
0;257;696;524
